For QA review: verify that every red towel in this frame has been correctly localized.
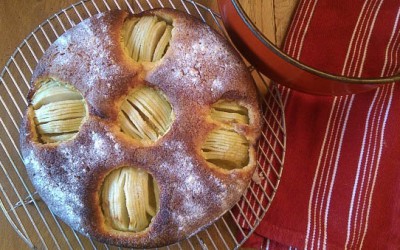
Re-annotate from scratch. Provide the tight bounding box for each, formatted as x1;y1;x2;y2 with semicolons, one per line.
241;0;400;249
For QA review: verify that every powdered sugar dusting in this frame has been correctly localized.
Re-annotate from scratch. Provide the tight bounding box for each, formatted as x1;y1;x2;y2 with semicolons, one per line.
211;78;223;92
21;9;258;247
23;149;84;230
160;140;229;232
147;20;248;106
45;182;83;229
92;131;107;158
23;150;40;172
45;13;125;95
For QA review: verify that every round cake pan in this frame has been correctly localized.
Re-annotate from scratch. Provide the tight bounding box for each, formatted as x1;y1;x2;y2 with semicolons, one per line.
217;0;400;96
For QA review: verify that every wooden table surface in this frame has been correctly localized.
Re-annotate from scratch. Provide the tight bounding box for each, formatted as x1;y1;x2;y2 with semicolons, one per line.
0;0;297;249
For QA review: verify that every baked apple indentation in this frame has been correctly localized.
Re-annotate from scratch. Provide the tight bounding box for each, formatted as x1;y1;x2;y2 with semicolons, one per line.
31;79;87;143
122;15;172;62
119;86;173;143
201;129;249;170
100;167;160;232
210;100;249;125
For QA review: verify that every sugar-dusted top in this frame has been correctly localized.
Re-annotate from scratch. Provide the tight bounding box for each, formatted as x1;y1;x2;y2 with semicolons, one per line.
20;9;262;248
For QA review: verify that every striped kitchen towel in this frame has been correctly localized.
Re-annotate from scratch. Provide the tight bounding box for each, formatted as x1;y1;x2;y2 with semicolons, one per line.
239;0;400;249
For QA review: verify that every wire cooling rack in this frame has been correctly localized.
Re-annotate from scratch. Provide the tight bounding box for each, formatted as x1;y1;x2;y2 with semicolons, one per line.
0;0;286;249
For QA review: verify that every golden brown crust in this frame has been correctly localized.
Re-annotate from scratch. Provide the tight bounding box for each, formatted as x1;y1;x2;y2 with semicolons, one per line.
20;9;263;248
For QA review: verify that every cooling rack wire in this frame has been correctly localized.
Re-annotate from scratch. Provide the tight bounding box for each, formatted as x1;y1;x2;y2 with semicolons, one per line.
0;0;286;249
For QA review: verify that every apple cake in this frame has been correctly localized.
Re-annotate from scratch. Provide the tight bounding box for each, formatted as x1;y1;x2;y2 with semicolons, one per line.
20;8;262;248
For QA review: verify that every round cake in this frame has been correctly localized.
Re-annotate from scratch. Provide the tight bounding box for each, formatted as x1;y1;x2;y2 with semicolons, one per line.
20;8;262;248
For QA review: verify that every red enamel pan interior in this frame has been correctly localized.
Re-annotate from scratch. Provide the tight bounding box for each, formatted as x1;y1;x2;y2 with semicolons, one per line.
217;0;400;96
